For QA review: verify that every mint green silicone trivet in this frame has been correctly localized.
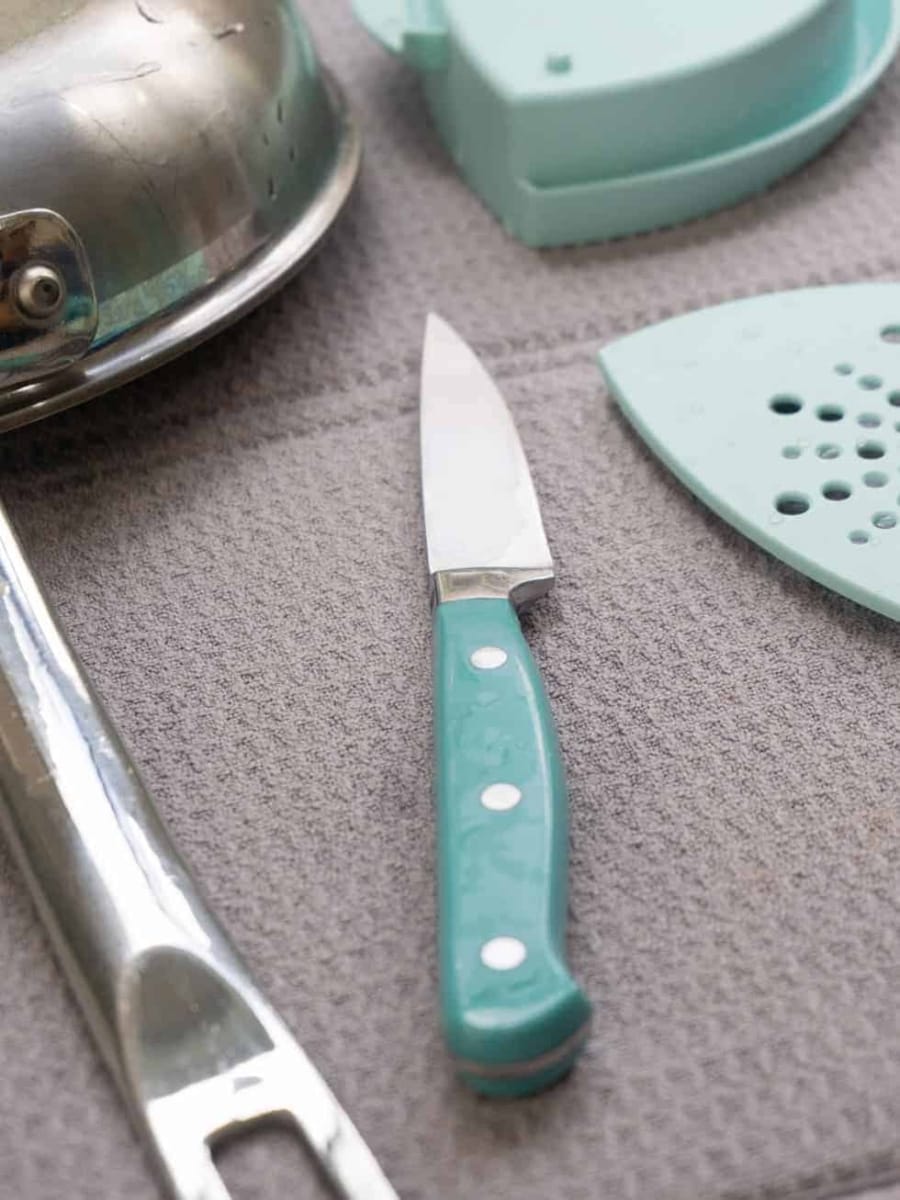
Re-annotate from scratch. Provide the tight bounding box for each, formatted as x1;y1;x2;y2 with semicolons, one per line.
599;284;900;621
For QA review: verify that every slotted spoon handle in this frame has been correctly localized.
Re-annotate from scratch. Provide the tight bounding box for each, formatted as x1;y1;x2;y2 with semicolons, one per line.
0;499;397;1200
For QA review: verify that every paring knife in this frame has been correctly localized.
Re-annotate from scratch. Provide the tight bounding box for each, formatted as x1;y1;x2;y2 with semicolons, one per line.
420;314;592;1097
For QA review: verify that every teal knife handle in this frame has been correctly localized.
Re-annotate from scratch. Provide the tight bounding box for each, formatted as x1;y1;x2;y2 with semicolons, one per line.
433;596;591;1097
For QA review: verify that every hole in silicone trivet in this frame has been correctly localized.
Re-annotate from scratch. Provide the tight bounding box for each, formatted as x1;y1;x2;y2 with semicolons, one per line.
873;512;897;529
770;395;803;415
859;375;883;390
817;444;842;460
881;325;900;344
864;471;889;488
859;413;882;428
822;482;852;501
817;405;844;422
890;393;900;407
857;440;886;459
850;530;871;544
835;363;854;375
775;493;810;516
782;446;802;459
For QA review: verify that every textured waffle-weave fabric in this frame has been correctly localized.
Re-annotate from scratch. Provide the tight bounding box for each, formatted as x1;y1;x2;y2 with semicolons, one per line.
4;4;900;1199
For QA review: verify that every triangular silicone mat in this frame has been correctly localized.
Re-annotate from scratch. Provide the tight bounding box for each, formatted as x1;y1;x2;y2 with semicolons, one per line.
599;284;900;620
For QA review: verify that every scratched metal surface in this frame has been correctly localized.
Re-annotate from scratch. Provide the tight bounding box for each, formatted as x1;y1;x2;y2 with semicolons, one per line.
0;0;340;384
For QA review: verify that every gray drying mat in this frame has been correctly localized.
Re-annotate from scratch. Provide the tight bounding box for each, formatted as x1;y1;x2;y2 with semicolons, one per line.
5;4;900;1199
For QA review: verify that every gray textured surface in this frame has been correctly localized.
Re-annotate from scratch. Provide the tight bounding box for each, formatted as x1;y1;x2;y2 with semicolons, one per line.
3;4;900;1200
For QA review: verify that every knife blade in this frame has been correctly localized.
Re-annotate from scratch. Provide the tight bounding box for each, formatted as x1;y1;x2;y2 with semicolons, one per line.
420;313;592;1097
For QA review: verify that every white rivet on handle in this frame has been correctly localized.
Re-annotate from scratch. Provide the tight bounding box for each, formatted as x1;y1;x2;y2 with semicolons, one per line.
480;937;527;971
470;646;507;670
481;783;522;812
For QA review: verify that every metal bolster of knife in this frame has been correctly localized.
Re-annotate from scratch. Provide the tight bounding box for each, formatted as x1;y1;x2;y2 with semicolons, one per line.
432;567;556;609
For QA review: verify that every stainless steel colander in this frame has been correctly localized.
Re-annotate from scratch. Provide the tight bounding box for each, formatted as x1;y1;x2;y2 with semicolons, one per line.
0;0;360;427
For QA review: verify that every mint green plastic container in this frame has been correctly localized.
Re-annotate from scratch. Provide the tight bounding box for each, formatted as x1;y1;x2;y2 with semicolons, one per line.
353;0;899;247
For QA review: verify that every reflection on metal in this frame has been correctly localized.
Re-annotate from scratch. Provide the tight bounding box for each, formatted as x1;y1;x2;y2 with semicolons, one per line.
433;566;556;608
0;0;361;428
0;210;97;386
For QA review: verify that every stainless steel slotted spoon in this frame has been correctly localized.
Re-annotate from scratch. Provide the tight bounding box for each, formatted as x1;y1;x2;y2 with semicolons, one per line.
0;511;397;1200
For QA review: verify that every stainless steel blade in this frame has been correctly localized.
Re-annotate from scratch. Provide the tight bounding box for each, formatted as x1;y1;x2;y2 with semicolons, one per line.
420;314;553;577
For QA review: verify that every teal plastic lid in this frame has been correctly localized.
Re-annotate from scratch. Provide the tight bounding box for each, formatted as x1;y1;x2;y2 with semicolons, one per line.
354;0;899;247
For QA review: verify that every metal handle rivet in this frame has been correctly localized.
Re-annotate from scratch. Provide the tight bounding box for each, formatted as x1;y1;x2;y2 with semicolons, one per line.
481;783;522;811
470;646;508;670
480;937;527;971
12;263;66;321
